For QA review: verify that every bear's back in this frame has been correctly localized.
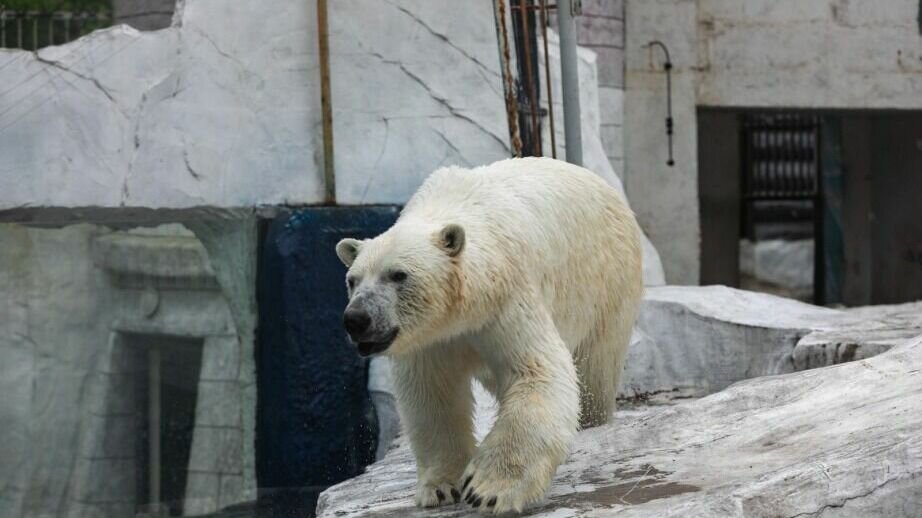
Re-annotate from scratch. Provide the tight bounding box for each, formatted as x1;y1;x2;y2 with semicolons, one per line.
403;157;643;350
403;157;622;224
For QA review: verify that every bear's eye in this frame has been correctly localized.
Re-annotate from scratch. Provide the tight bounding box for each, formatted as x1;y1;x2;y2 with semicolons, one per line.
347;277;357;289
389;270;408;283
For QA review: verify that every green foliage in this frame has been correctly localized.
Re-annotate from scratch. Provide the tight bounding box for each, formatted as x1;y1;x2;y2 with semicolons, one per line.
0;0;111;13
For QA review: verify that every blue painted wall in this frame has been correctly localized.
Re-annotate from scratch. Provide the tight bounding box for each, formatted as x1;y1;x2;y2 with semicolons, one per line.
256;206;401;516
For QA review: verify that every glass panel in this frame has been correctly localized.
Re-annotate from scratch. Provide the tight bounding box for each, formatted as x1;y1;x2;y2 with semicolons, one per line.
0;218;256;517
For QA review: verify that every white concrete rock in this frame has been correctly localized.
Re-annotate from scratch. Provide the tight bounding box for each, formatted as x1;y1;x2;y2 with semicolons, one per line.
0;0;509;208
0;224;114;518
318;334;922;517
624;285;922;399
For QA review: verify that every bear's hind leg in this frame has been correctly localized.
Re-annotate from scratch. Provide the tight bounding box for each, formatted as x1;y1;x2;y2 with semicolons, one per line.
575;311;634;428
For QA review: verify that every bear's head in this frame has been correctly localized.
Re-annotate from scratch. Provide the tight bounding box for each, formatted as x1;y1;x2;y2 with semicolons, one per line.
336;221;465;357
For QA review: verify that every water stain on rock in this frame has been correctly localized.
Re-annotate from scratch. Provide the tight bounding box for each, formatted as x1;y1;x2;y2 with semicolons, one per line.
552;464;699;507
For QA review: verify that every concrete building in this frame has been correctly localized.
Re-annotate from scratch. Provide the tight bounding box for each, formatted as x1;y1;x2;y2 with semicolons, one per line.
623;0;922;290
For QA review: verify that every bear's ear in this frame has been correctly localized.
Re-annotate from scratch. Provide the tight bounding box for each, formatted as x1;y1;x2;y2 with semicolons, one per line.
436;224;465;257
336;238;363;267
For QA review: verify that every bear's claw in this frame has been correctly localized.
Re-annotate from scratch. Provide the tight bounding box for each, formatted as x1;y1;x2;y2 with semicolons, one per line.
460;452;552;514
415;480;462;508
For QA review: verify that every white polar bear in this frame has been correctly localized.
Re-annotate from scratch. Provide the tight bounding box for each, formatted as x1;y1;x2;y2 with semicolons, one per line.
335;157;643;514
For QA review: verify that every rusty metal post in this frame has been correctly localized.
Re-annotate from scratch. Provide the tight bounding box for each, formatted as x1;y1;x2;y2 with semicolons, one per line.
317;0;336;203
493;0;523;156
517;0;541;156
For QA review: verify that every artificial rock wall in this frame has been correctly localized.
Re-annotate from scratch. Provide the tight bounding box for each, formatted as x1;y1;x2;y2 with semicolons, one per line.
0;0;503;208
0;0;666;279
2;0;633;213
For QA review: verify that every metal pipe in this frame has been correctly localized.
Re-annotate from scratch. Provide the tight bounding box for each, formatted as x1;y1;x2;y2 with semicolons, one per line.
317;0;336;204
556;0;582;165
538;0;556;158
148;348;161;508
646;40;674;166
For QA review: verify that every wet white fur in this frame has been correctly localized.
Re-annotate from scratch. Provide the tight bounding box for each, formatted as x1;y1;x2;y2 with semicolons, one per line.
341;157;643;514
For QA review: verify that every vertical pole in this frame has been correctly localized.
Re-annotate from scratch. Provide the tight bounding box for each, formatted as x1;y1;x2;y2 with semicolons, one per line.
556;0;582;165
148;348;161;509
317;0;336;204
539;0;556;158
493;0;523;156
814;119;825;305
517;0;541;156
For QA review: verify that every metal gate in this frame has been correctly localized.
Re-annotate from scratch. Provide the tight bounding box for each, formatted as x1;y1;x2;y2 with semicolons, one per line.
741;112;824;303
0;9;111;50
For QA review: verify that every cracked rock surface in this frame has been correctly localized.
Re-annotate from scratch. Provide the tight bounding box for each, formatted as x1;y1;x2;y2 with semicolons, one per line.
1;0;509;208
319;334;922;517
623;286;922;399
0;1;589;207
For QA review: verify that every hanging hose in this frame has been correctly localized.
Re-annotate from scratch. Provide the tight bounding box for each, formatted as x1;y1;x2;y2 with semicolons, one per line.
646;40;674;167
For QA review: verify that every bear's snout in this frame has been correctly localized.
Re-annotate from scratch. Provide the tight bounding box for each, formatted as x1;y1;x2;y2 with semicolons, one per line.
343;308;371;338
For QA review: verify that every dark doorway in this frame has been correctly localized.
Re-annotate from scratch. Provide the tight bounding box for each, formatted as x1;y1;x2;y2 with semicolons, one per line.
699;108;922;306
740;112;823;303
133;334;204;516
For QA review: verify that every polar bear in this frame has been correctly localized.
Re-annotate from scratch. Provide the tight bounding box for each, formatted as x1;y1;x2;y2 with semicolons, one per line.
335;157;643;514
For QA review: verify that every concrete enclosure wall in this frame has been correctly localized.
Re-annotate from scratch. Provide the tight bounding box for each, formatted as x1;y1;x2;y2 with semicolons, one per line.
625;0;922;284
568;0;626;173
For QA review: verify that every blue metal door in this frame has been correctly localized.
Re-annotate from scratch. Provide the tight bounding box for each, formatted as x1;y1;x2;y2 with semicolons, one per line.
256;206;400;515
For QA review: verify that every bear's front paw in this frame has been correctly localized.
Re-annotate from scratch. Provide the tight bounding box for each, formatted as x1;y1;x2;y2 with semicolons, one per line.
415;479;462;508
459;452;553;514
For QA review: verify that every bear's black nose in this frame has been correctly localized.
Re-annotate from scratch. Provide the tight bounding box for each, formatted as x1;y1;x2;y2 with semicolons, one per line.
343;308;371;337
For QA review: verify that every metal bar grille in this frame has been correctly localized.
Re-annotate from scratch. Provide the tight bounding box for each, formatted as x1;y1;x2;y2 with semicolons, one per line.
742;113;820;200
0;10;111;51
494;0;557;158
